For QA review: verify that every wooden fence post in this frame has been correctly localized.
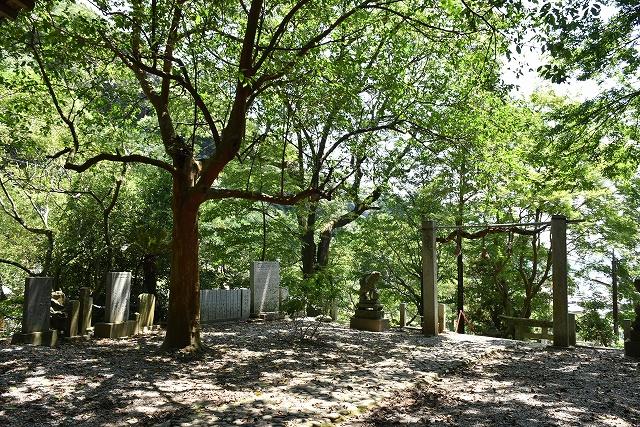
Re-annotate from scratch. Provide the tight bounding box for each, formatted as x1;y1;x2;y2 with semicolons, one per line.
552;215;569;347
422;218;438;336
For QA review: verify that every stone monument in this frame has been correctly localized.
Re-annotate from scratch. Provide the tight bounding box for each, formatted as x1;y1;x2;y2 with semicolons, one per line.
624;278;640;358
250;261;281;318
78;287;92;336
350;272;390;332
11;277;58;346
94;272;138;338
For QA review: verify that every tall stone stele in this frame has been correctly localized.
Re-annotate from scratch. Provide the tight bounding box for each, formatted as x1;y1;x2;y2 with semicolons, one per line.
624;278;640;358
350;272;390;332
94;272;138;338
250;261;282;319
11;277;58;346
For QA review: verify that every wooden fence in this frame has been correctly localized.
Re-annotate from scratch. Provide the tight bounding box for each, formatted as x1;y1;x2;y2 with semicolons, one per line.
501;314;576;345
200;288;250;323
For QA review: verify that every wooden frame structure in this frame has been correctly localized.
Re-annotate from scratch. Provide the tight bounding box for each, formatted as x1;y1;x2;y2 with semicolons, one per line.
421;215;573;347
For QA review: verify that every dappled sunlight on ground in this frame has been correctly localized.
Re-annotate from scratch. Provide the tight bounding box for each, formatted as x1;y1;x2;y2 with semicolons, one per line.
0;320;516;426
3;321;635;426
355;343;640;426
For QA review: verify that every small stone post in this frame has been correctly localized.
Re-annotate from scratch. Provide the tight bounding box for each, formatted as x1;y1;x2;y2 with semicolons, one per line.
551;215;569;347
399;303;406;328
422;218;438;336
438;303;446;333
138;293;156;331
65;300;80;338
79;287;92;335
330;298;338;321
568;313;576;346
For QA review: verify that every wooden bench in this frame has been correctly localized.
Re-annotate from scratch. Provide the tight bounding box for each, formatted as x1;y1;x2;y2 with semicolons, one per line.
500;314;576;345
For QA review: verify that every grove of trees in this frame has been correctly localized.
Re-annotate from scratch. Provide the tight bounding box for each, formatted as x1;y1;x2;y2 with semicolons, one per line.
0;0;638;350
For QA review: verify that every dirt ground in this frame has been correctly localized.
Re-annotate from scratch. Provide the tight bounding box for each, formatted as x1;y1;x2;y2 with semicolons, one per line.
1;320;638;426
353;344;640;427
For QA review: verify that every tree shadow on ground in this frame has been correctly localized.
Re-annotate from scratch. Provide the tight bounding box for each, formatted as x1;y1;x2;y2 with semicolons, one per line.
355;344;640;426
0;321;547;426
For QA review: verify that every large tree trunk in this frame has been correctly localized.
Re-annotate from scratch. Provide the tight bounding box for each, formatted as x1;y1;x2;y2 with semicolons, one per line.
317;228;332;268
162;179;202;351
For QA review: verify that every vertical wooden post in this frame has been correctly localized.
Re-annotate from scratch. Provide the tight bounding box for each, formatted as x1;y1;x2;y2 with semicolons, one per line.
422;218;438;336
399;303;406;328
612;253;619;337
552;215;569;347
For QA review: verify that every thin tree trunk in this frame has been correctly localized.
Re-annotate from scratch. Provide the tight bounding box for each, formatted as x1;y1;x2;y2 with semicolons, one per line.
142;254;158;295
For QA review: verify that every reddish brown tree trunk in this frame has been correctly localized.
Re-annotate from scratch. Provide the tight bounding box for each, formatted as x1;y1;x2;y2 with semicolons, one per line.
162;179;202;351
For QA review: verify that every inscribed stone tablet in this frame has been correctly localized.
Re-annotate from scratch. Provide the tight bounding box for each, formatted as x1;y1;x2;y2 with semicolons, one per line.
105;272;131;323
22;277;53;334
250;261;280;314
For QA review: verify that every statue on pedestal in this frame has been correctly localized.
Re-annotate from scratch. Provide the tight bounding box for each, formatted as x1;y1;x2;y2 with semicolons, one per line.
350;271;389;332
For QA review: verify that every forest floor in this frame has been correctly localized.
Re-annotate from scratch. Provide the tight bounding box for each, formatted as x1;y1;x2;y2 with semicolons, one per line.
0;320;638;427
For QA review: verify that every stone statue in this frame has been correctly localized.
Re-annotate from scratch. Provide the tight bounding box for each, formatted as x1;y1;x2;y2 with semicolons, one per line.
350;271;389;332
625;278;640;358
358;271;381;303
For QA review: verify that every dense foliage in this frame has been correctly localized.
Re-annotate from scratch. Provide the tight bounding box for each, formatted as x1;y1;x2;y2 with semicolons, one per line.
0;0;638;349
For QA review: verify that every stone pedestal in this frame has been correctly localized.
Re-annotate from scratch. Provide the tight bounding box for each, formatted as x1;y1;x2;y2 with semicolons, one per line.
94;318;138;339
11;330;58;347
350;272;389;333
350;317;390;332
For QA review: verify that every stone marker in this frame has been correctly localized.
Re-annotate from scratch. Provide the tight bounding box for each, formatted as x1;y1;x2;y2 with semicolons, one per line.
11;277;58;346
399;303;407;328
623;318;632;341
438;303;446;333
350;272;389;332
105;272;131;323
330;298;338;322
138;293;156;331
94;272;136;339
65;300;80;338
78;287;92;335
250;261;280;315
624;278;640;358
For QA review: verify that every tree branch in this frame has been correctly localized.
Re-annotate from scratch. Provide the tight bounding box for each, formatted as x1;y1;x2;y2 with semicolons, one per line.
65;153;175;175
205;187;328;205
